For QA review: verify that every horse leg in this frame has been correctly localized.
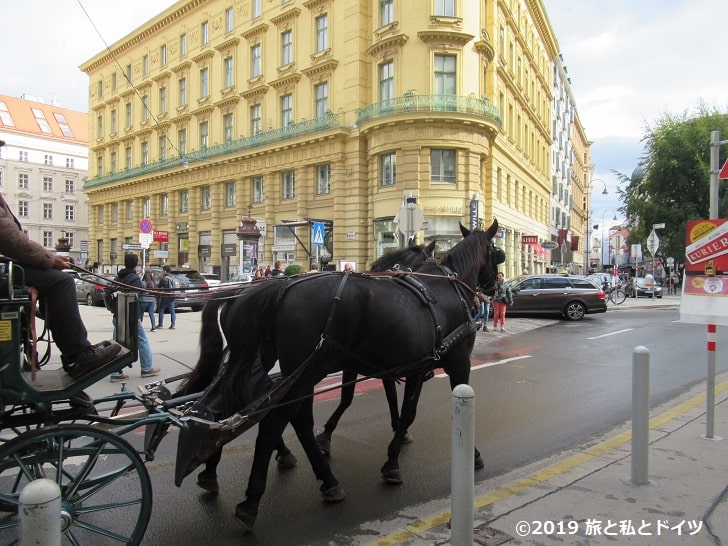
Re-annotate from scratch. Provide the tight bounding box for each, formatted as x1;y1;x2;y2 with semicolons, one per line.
315;369;356;456
197;448;222;493
291;396;345;501
382;377;412;444
380;374;425;484
234;411;291;533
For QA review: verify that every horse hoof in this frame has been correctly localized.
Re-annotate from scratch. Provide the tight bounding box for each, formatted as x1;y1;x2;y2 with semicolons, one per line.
233;504;256;534
196;472;219;494
315;433;332;456
321;483;345;502
276;452;298;469
474;455;484;470
381;469;403;485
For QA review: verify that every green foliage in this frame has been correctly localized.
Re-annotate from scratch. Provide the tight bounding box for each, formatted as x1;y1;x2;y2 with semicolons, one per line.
284;264;303;276
616;104;728;265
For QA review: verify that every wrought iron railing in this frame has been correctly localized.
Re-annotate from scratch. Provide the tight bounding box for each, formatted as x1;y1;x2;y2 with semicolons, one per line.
356;94;501;126
85;113;342;188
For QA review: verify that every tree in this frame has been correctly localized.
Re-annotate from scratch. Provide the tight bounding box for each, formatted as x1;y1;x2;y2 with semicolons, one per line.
615;105;728;268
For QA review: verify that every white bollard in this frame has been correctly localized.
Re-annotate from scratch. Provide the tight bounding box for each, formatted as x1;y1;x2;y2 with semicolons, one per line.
451;384;475;545
19;478;62;546
631;346;650;486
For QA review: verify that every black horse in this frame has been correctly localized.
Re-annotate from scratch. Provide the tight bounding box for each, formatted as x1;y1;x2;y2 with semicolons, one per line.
182;220;503;532
177;241;439;491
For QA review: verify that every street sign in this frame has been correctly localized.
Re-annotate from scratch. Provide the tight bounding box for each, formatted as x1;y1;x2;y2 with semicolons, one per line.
646;229;660;256
312;222;325;246
541;241;559;250
139;218;153;234
122;243;143;250
720;158;728;179
139;233;153;248
396;202;424;237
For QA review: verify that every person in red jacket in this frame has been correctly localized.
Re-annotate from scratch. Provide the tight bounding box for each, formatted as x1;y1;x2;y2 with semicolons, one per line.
0;141;121;378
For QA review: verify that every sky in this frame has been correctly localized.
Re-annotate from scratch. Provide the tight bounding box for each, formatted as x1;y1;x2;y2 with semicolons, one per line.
2;0;726;232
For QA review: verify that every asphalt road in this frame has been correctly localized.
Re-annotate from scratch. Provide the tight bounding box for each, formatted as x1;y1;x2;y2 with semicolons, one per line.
27;302;726;545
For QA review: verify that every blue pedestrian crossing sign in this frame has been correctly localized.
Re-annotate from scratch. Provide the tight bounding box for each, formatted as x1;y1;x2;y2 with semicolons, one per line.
312;222;325;246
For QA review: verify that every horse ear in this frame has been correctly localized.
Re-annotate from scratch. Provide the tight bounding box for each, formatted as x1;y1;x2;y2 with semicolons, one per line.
459;223;470;238
484;218;499;239
425;239;436;257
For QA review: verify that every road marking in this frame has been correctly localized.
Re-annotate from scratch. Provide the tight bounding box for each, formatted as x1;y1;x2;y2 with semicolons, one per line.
434;355;532;378
587;328;633;340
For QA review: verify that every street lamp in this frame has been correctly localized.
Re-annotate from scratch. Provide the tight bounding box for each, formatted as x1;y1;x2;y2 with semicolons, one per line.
585;179;608;273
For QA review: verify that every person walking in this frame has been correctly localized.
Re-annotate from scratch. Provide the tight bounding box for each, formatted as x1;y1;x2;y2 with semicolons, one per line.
474;288;492;332
492;272;513;332
109;253;160;381
157;265;176;329
140;270;157;331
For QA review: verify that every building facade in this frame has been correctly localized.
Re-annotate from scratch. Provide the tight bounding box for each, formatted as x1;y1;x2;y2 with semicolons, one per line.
81;0;579;279
0;94;90;264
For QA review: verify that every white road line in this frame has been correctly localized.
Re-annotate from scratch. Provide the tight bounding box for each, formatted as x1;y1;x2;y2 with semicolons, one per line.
587;328;633;340
435;354;532;378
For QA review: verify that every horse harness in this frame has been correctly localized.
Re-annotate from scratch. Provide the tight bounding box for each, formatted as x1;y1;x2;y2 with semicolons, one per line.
278;268;478;383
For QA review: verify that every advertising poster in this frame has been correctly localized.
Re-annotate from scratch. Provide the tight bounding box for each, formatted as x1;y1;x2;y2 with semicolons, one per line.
680;218;728;325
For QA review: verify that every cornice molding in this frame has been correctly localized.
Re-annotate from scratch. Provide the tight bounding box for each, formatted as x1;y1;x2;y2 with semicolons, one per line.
269;73;302;90
365;34;409;57
240;84;270;102
215;36;240;52
301;59;339;79
417;30;474;48
242;22;269;42
191;50;215;64
271;7;301;28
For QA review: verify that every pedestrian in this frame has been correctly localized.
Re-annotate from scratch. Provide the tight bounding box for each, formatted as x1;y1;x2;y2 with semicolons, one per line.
0;171;121;378
109;254;160;381
474;288;491;332
492;272;513;332
140;270;157;331
269;260;285;277
157;265;176;329
264;265;272;277
253;268;265;280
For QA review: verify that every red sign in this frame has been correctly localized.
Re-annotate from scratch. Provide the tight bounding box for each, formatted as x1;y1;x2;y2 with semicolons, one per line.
684;219;728;296
139;218;153;234
720;158;728;180
153;230;169;242
521;235;538;244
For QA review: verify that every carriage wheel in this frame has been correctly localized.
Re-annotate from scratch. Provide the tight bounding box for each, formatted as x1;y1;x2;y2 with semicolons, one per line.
0;424;152;545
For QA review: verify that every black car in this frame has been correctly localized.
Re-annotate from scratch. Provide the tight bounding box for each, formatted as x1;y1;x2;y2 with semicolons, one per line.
74;274;115;306
507;274;607;321
146;267;211;311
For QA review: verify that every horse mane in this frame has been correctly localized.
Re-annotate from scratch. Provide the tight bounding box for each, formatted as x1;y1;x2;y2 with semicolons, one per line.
368;241;435;272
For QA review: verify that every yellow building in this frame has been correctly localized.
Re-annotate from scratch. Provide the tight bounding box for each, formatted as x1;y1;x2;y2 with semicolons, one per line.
81;0;563;278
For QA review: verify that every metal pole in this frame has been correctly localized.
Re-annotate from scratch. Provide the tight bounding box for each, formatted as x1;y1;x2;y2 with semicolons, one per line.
20;479;61;546
707;130;721;437
631;346;650;485
451;384;474;545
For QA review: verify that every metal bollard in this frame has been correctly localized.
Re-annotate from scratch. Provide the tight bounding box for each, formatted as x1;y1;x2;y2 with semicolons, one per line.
19;478;61;546
451;384;475;545
631;346;650;485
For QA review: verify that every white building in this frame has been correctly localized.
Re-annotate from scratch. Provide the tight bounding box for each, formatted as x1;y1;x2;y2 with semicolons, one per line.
0;94;89;264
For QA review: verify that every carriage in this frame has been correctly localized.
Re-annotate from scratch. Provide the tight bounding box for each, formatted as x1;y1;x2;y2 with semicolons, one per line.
0;220;504;543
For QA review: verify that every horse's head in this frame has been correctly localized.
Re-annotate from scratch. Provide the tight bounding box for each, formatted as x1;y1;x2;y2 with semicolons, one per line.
477;219;505;291
454;220;505;291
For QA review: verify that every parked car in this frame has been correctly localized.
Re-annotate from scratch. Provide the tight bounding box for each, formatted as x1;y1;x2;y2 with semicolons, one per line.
628;277;663;298
587;272;616;291
74;274;115;306
507;274;607;321
146;267;211;311
200;273;221;287
221;273;254;285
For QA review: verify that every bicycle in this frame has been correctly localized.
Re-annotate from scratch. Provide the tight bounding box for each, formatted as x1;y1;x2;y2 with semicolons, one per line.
605;284;627;305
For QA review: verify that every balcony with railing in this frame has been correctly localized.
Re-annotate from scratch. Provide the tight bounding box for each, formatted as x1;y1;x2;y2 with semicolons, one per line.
85;112;342;189
356;94;501;127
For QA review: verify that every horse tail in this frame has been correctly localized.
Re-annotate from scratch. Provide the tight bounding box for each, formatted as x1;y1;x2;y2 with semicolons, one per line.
176;293;228;396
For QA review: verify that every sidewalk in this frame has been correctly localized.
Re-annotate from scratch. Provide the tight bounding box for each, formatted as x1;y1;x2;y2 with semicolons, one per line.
357;293;728;545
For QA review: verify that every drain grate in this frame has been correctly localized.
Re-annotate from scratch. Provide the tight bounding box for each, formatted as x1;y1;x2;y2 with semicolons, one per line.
473;523;513;546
